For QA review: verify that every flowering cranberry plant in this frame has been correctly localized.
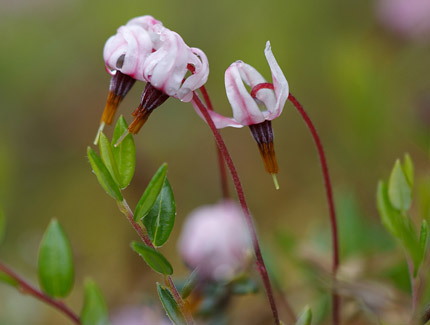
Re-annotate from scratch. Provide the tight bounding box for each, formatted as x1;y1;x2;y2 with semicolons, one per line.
1;13;427;325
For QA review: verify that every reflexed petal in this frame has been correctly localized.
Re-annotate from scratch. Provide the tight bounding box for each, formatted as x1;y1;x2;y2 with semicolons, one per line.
225;62;265;125
178;48;210;102
127;15;163;46
264;41;289;120
143;31;189;97
103;25;152;81
236;62;276;111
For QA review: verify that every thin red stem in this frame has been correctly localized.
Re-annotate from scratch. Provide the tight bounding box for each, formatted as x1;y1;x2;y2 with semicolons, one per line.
117;200;194;324
192;93;280;324
288;93;340;325
200;86;230;199
0;261;80;324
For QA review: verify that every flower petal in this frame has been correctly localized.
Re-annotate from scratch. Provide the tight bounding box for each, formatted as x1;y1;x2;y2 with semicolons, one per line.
225;61;265;126
264;41;289;120
143;30;189;97
191;98;243;128
103;25;152;80
236;62;276;112
178;48;210;102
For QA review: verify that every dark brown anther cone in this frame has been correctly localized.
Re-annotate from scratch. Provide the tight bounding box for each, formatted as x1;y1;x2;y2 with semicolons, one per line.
128;83;169;134
101;71;136;125
249;120;279;174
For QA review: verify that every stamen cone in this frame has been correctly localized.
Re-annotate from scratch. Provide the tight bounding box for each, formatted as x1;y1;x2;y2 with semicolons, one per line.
100;71;136;125
101;91;122;125
249;120;280;182
128;83;169;135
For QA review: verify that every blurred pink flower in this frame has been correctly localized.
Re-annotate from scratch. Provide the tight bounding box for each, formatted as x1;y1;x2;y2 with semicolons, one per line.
178;201;252;282
377;0;430;39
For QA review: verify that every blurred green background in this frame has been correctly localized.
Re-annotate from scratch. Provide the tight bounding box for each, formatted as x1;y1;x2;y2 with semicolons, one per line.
0;0;429;324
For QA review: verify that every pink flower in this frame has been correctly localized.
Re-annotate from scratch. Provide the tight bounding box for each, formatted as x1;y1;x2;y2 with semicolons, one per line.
103;16;209;102
96;15;209;141
194;42;288;185
199;41;288;129
377;0;430;39
178;201;252;282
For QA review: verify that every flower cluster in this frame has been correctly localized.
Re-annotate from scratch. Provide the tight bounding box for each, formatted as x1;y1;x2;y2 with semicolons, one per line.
97;15;209;139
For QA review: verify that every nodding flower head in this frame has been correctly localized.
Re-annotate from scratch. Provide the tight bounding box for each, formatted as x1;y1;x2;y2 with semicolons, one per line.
196;41;288;188
178;201;252;282
95;15;209;143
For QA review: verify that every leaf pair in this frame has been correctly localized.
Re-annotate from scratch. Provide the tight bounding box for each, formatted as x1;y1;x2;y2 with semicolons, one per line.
88;116;136;202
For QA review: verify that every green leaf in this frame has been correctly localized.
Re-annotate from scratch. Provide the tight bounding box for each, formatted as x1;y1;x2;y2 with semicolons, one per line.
230;276;259;295
157;283;186;325
112;116;135;189
38;219;74;298
143;179;176;247
377;181;403;238
296;305;312;325
81;279;110;325
0;271;19;288
180;267;200;299
403;153;414;187
99;132;121;187
131;241;173;275
0;209;5;245
87;147;123;202
388;159;412;211
377;182;421;276
134;164;167;222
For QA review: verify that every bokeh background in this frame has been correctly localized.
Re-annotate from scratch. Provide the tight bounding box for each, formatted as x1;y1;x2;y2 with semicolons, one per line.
0;0;429;324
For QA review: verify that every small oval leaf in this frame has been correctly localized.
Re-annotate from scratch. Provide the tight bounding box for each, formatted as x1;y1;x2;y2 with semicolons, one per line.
180;267;200;299
143;179;176;247
388;159;412;211
99;132;121;187
377;181;402;238
81;279;110;325
134;164;167;221
157;283;186;325
131;241;173;275
112;116;136;189
296;305;312;325
87;147;123;202
403;153;414;187
38;219;74;298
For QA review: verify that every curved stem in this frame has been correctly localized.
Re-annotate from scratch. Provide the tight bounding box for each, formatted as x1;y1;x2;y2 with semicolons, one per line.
0;261;80;324
117;199;194;324
288;93;340;325
200;86;230;199
192;92;280;324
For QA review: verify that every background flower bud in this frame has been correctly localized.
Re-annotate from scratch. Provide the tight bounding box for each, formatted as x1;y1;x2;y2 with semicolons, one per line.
178;201;252;282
